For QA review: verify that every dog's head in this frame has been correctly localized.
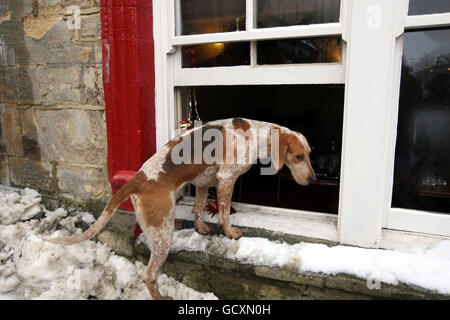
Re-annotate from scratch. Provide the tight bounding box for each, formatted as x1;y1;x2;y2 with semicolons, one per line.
272;130;316;186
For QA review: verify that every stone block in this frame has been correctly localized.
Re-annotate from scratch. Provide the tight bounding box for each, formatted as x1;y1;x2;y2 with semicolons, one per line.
185;267;302;300
9;156;54;192
38;65;81;105
38;20;93;64
18;107;41;160
17;66;41;104
289;283;373;300
254;265;325;288
43;40;92;64
97;226;134;258
5;0;33;19
60;0;100;9
78;12;100;39
23;5;62;40
37;0;63;7
0;68;18;103
35;108;107;164
0;20;25;45
82;65;104;105
324;273;430;299
0;155;9;184
23;38;46;65
0;104;22;156
89;41;102;64
56;163;108;200
0;1;8;14
39;19;70;42
0;41;16;67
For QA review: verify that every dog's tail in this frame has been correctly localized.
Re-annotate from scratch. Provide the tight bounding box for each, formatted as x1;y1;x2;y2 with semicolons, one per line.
48;172;142;245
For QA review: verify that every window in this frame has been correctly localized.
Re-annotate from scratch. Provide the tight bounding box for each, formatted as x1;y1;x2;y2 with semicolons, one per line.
408;0;450;16
169;0;344;217
257;36;341;65
153;0;450;246
257;0;341;28
179;85;344;213
176;0;246;35
392;28;450;214
385;1;450;237
182;42;250;68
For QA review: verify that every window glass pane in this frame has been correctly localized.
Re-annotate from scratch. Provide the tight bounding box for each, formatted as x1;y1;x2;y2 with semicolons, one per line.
257;36;341;65
408;0;450;16
392;28;450;214
178;85;344;214
257;0;340;28
177;0;246;35
182;42;250;68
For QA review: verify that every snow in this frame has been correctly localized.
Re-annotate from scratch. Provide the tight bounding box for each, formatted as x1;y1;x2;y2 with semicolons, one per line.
2;186;450;299
170;229;450;295
0;187;217;300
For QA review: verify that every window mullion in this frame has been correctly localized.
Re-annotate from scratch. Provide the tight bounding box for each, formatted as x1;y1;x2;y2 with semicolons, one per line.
338;0;401;247
246;0;255;31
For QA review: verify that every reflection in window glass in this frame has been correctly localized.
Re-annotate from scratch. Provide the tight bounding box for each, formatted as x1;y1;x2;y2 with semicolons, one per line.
179;85;344;214
257;36;341;65
182;42;250;68
177;0;246;35
392;28;450;214
257;0;340;28
408;0;450;16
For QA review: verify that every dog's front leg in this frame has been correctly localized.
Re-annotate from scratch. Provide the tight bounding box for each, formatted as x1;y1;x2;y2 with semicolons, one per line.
192;186;210;234
217;177;242;239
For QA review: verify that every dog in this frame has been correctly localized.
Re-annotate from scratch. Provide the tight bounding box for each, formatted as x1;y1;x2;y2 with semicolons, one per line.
49;118;316;300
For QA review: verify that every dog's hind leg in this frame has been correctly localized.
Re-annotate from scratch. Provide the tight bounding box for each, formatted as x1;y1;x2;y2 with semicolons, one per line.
142;208;175;300
192;186;210;234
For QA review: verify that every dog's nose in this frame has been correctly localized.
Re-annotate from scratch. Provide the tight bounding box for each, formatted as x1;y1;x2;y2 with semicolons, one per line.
308;174;317;184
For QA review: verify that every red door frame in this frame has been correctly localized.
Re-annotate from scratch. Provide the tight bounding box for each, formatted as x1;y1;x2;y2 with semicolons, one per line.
100;0;156;210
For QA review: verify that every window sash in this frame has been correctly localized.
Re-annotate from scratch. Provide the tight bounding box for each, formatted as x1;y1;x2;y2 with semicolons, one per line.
174;63;345;86
405;12;450;29
170;22;342;46
382;1;450;236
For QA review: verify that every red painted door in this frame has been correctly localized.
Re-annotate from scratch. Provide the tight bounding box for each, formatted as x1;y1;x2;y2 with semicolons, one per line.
100;0;156;210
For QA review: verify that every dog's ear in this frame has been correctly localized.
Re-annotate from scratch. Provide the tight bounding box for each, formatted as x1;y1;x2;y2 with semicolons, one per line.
272;132;290;171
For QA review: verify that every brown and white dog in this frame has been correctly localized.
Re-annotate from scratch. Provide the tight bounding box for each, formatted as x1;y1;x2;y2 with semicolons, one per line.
49;118;316;300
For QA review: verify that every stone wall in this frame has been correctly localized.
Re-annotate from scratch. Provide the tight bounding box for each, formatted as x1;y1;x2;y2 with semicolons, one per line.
0;0;110;209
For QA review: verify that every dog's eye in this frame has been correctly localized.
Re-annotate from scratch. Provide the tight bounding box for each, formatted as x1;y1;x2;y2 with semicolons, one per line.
296;155;304;161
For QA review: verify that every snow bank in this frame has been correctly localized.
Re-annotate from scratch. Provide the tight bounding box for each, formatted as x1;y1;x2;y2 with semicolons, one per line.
0;187;41;225
171;229;450;295
3;185;449;299
0;187;217;300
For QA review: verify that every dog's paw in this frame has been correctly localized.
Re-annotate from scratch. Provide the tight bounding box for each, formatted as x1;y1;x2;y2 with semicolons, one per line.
225;226;242;240
195;222;211;235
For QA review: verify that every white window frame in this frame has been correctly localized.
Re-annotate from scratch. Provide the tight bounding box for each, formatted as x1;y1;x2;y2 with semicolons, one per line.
383;5;450;238
152;0;450;250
